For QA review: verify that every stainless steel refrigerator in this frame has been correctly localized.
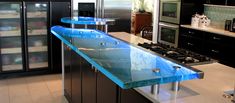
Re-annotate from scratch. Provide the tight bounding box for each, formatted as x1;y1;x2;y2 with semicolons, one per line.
75;0;132;32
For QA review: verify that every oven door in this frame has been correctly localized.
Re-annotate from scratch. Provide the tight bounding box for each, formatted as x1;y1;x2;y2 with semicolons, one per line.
158;22;179;47
160;0;181;24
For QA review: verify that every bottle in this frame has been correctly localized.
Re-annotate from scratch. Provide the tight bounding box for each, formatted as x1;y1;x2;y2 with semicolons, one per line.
232;18;235;32
225;20;232;31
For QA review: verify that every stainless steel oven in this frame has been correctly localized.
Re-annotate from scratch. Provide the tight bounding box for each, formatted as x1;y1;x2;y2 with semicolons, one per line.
160;0;181;24
158;22;179;47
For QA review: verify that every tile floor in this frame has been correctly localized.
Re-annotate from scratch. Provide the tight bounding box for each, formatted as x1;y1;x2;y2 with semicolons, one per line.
0;74;68;103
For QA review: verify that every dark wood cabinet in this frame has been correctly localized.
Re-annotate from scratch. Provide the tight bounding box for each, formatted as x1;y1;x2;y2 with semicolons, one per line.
204;32;235;66
131;13;152;35
179;28;205;54
50;1;71;73
179;27;235;67
205;0;235;5
64;48;153;103
120;89;152;103
206;0;226;5
81;58;97;103
71;50;82;103
227;0;235;6
97;72;118;103
64;44;72;102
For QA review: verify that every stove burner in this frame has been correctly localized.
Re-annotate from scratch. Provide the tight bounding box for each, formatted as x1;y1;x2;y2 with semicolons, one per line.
138;42;213;65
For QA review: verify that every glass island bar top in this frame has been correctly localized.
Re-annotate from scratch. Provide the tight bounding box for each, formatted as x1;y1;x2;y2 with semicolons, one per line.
51;26;204;89
61;17;115;25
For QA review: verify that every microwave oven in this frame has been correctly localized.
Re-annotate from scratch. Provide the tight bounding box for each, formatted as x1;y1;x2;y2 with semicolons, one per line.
160;0;181;24
158;22;179;47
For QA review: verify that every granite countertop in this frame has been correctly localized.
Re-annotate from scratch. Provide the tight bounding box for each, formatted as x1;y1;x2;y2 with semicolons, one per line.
109;32;235;103
51;26;203;89
181;25;235;38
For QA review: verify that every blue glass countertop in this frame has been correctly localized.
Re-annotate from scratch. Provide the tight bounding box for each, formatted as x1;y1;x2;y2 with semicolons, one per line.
61;17;115;25
51;26;204;89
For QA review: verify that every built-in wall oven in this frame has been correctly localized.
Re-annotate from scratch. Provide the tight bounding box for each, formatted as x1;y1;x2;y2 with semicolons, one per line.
158;22;179;47
160;0;181;24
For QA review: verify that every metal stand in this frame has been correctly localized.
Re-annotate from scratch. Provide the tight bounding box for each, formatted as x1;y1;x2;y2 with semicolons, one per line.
105;24;108;33
151;84;160;95
233;84;235;102
172;82;180;92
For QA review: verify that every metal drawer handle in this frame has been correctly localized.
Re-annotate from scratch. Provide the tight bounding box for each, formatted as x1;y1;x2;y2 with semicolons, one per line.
188;31;194;34
187;43;193;46
213;37;221;40
211;49;219;53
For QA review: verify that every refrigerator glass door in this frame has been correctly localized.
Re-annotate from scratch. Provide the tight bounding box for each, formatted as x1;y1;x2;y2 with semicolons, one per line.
0;2;23;72
26;2;48;69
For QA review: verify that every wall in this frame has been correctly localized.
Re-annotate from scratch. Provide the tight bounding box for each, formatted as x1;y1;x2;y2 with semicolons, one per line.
204;4;235;29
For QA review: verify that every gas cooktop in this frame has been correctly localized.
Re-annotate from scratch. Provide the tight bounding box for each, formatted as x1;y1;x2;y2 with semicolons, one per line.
138;42;216;66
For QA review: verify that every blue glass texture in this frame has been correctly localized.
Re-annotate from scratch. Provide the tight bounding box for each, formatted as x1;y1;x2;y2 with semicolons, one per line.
51;26;204;89
61;17;108;25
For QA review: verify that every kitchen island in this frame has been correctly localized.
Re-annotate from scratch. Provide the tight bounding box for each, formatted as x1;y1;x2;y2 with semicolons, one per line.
109;32;235;103
51;26;204;103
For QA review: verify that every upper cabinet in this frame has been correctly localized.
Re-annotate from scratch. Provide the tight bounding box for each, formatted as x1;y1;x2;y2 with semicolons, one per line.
206;0;226;5
227;0;235;6
206;0;235;6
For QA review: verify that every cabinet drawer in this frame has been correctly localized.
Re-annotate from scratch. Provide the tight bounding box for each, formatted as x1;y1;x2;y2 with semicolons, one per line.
180;38;205;54
205;43;234;61
205;33;235;47
181;28;204;39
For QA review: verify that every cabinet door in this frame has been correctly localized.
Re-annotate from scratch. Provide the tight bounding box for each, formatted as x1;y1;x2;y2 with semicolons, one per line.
71;50;82;103
0;2;23;72
206;0;226;5
50;2;71;73
120;89;152;103
227;0;235;6
81;57;96;103
97;72;118;103
25;2;49;70
64;44;72;102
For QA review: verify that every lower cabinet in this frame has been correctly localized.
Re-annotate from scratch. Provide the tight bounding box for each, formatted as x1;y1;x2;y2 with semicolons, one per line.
97;72;118;103
64;44;72;102
71;50;82;103
179;27;235;67
64;47;152;103
81;58;96;103
119;89;152;103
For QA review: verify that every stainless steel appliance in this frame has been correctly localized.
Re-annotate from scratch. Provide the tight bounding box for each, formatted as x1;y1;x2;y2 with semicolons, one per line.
160;0;181;24
95;0;132;32
158;22;179;47
138;42;214;66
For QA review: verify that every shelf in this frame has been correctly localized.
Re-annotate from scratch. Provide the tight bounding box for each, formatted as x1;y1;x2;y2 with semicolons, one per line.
1;47;21;54
1;46;47;54
0;30;21;37
29;62;48;69
2;64;22;71
28;29;47;36
0;13;20;19
28;46;47;52
27;12;47;18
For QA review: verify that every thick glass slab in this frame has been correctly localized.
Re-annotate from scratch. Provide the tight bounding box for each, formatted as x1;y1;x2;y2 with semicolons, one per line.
61;17;115;25
51;26;204;89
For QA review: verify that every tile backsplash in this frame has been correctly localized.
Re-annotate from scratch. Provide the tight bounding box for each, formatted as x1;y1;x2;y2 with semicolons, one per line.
204;4;235;29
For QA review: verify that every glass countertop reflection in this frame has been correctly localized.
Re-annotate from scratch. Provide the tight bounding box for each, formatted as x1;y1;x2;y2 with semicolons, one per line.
61;16;115;25
51;26;204;89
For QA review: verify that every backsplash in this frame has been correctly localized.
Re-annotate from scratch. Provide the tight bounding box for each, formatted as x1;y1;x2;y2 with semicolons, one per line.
204;4;235;29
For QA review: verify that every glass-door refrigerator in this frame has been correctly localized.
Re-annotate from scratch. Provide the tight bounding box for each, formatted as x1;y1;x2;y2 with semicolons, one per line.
25;2;49;70
0;2;23;72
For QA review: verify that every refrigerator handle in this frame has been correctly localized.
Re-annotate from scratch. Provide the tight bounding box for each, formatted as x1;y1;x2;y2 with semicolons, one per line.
96;0;99;18
101;0;104;18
